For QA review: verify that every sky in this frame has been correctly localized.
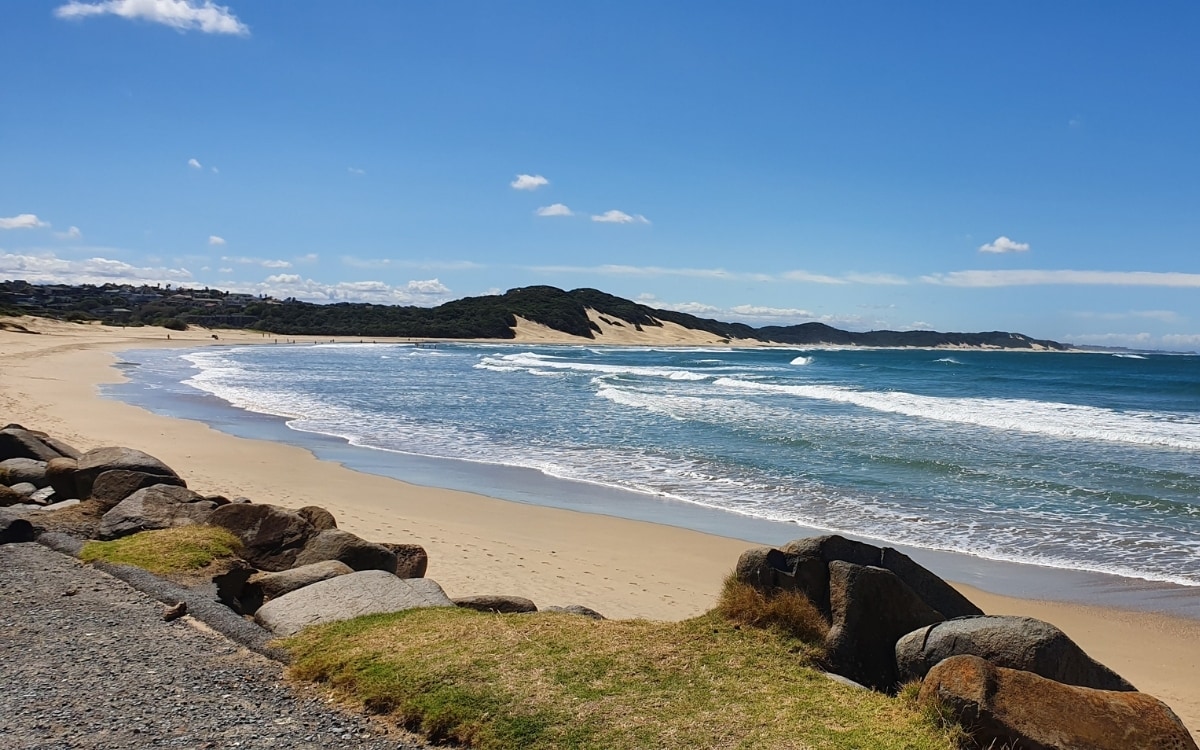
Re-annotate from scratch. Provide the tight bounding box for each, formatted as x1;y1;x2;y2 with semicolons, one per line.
3;2;1200;350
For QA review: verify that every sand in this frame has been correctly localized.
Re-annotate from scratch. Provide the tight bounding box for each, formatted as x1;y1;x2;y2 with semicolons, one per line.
1;316;1197;736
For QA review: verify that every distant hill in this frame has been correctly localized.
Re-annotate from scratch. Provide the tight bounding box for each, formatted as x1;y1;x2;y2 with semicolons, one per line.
0;280;1069;350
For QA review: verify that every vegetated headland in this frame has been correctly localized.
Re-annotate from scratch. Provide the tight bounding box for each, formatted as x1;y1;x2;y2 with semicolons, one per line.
0;279;1068;349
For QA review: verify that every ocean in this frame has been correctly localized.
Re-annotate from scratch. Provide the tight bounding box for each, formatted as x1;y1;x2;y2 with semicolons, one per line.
107;343;1200;609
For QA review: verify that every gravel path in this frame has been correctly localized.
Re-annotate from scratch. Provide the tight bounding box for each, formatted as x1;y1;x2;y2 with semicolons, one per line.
0;542;428;749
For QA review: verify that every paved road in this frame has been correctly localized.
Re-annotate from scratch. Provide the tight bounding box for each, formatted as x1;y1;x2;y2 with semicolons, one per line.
0;542;427;749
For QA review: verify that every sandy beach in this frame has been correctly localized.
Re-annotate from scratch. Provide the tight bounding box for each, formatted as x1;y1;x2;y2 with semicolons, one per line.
2;317;1198;736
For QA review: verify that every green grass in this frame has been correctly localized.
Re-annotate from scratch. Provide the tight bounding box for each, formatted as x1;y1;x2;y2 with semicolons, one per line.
284;602;962;749
79;525;242;575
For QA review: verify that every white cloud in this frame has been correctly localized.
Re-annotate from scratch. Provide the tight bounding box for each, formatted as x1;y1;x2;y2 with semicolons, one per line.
529;263;770;282
348;167;366;176
295;253;318;263
0;251;192;285
843;272;908;285
510;174;549;191
341;256;483;271
218;267;233;273
729;304;818;319
780;270;849;285
232;275;452;305
535;203;574;217
1161;334;1200;350
922;269;1200;287
638;294;867;328
1066;332;1155;348
978;236;1030;254
211;166;219;174
591;210;650;224
0;214;50;230
188;158;202;169
55;0;250;36
221;254;293;269
55;226;83;240
208;235;226;246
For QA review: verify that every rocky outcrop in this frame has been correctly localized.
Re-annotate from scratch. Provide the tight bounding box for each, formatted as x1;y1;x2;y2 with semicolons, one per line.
897;616;1135;692
453;595;537;614
381;542;428;578
97;485;216;539
209;503;316;572
90;470;188;510
0;458;49;488
824;561;944;692
920;655;1196;750
249;560;354;602
73;447;181;499
0;427;65;462
542;604;605;620
293;529;397;573
254;571;454;636
45;457;80;499
0;484;25;507
296;505;337;531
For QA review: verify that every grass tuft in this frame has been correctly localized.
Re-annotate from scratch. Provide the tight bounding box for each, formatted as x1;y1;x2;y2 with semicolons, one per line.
714;573;830;643
80;525;242;575
284;607;959;749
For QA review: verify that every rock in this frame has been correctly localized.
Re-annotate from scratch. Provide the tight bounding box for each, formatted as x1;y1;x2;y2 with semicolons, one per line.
0;509;35;543
777;535;982;621
543;604;605;620
203;494;232;506
248;560;354;601
381;542;428;578
296;505;337;531
0;484;25;507
293;529;397;573
90;470;187;510
209;503;316;572
824;561;944;692
97;485;216;539
920;655;1197;750
897;615;1135;692
0;458;49;488
28;486;56;505
44;457;79;499
162;601;188;621
73;446;180;499
453;595;537;614
0;427;63;462
40;499;81;512
254;571;454;636
8;482;37;497
40;435;81;460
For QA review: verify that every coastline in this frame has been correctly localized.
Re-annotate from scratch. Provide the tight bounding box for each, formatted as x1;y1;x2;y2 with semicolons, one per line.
1;318;1197;735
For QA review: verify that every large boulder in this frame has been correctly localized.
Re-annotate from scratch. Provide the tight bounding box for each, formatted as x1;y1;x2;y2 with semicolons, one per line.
254;571;454;636
453;595;537;614
296;505;337;531
0;509;35;544
779;535;982;620
920;655;1196;750
293;529;397;573
0;427;63;462
209;503;316;571
381;542;428;578
824;561;944;692
542;604;605;620
73;447;180;499
0;458;49;488
44;457;80;499
249;560;354;601
90;470;187;511
897;615;1135;692
97;485;216;539
40;435;81;460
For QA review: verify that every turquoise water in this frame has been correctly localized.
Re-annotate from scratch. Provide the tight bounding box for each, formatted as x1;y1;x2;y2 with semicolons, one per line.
115;344;1200;589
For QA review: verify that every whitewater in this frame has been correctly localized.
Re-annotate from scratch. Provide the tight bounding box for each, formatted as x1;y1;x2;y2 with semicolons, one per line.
114;343;1200;588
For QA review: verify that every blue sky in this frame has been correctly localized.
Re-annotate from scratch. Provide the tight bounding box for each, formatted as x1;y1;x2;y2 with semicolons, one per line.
3;1;1199;349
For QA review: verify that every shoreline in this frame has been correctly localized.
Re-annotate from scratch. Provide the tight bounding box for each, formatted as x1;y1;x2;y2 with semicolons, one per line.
1;318;1198;735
